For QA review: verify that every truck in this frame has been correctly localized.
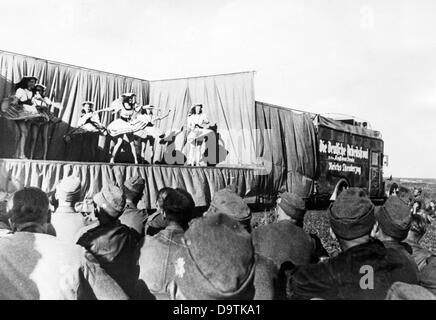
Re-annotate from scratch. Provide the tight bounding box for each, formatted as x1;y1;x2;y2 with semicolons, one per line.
254;101;385;208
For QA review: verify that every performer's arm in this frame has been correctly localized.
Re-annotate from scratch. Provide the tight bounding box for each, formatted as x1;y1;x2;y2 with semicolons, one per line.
154;109;171;121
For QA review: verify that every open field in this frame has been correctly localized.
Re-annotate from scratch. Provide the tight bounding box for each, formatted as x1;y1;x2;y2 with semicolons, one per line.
253;178;436;256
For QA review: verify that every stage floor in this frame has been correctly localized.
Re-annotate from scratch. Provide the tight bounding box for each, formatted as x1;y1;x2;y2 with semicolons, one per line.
0;158;267;208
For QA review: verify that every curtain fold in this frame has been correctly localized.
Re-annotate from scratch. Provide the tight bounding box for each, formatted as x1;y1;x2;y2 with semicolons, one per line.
149;72;256;166
0;50;150;161
0;159;262;208
255;101;318;197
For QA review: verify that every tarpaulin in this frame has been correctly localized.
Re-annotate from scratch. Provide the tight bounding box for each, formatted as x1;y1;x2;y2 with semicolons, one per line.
0;50;149;161
255;101;318;198
148;72;257;166
0;159;263;208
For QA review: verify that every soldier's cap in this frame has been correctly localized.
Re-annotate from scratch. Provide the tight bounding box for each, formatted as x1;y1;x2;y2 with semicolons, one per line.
174;213;255;300
375;196;411;241
207;187;251;222
277;192;306;220
93;184;126;218
124;175;145;195
386;282;436;300
329;188;375;240
56;175;81;202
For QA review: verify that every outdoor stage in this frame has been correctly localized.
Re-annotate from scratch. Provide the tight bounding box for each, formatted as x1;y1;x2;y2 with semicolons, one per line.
0;158;268;209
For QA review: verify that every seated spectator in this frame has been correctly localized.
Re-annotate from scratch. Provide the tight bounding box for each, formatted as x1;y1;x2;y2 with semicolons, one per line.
205;187;252;232
51;175;85;243
168;213;255;300
0;187;128;300
77;185;142;299
137;188;195;299
253;192;328;270
119;176;147;235
405;214;435;271
145;187;172;236
290;188;419;300
373;196;420;275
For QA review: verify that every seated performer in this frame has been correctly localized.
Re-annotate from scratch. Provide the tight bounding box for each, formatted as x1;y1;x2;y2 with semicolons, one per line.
0;76;45;159
134;105;171;162
64;101;107;162
184;104;214;166
29;83;60;160
105;93;141;164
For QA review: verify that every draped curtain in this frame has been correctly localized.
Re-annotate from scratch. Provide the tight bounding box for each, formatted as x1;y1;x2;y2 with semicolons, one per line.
0;50;149;160
149;72;257;166
255;101;319;197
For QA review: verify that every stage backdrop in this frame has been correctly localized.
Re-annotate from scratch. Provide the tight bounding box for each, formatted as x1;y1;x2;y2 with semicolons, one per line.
0;50;150;161
148;72;257;167
255;101;319;198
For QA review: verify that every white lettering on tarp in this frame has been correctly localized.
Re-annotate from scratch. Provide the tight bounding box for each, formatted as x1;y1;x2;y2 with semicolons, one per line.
320;139;369;160
328;162;362;175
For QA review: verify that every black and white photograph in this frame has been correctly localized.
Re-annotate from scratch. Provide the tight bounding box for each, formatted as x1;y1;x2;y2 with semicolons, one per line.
0;0;436;306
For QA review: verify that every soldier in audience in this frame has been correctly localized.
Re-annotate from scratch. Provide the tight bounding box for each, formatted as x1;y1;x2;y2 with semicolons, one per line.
205;187;252;232
137;188;195;299
168;213;255;300
51;175;85;243
290;188;419;300
119;176;147;235
205;187;284;299
76;184;142;298
372;196;419;275
253;192;327;270
0;187;128;300
145;187;172;236
405;214;435;271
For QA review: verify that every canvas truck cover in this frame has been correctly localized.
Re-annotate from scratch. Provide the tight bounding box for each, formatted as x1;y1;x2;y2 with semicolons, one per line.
255;101;319;198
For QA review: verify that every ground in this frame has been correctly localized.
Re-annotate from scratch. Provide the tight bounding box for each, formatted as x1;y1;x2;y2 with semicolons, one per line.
252;178;436;256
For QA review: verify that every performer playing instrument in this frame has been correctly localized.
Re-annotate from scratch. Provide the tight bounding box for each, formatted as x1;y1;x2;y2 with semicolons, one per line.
134;105;171;161
185;104;214;166
0;76;46;159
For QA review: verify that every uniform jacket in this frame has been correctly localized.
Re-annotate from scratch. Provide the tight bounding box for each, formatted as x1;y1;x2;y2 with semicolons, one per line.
77;220;141;298
290;239;420;300
138;224;185;299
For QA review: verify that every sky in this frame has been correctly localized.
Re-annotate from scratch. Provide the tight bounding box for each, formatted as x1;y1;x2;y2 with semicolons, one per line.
0;0;435;178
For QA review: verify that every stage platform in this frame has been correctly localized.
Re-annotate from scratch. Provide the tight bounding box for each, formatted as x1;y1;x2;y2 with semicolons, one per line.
0;158;269;209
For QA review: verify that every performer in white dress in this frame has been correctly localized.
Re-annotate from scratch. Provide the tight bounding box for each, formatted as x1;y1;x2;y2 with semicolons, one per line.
75;101;106;134
104;93;143;164
134;105;171;161
0;76;46;159
184;104;214;166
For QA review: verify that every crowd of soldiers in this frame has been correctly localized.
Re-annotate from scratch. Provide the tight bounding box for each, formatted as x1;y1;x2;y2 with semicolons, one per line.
0;176;436;300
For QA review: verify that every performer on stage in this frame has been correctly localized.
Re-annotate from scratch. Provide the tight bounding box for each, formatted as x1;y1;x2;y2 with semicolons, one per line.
29;84;60;160
63;101;107;162
76;101;106;134
105;93;141;164
0;76;46;159
185;104;214;166
134;105;171;162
